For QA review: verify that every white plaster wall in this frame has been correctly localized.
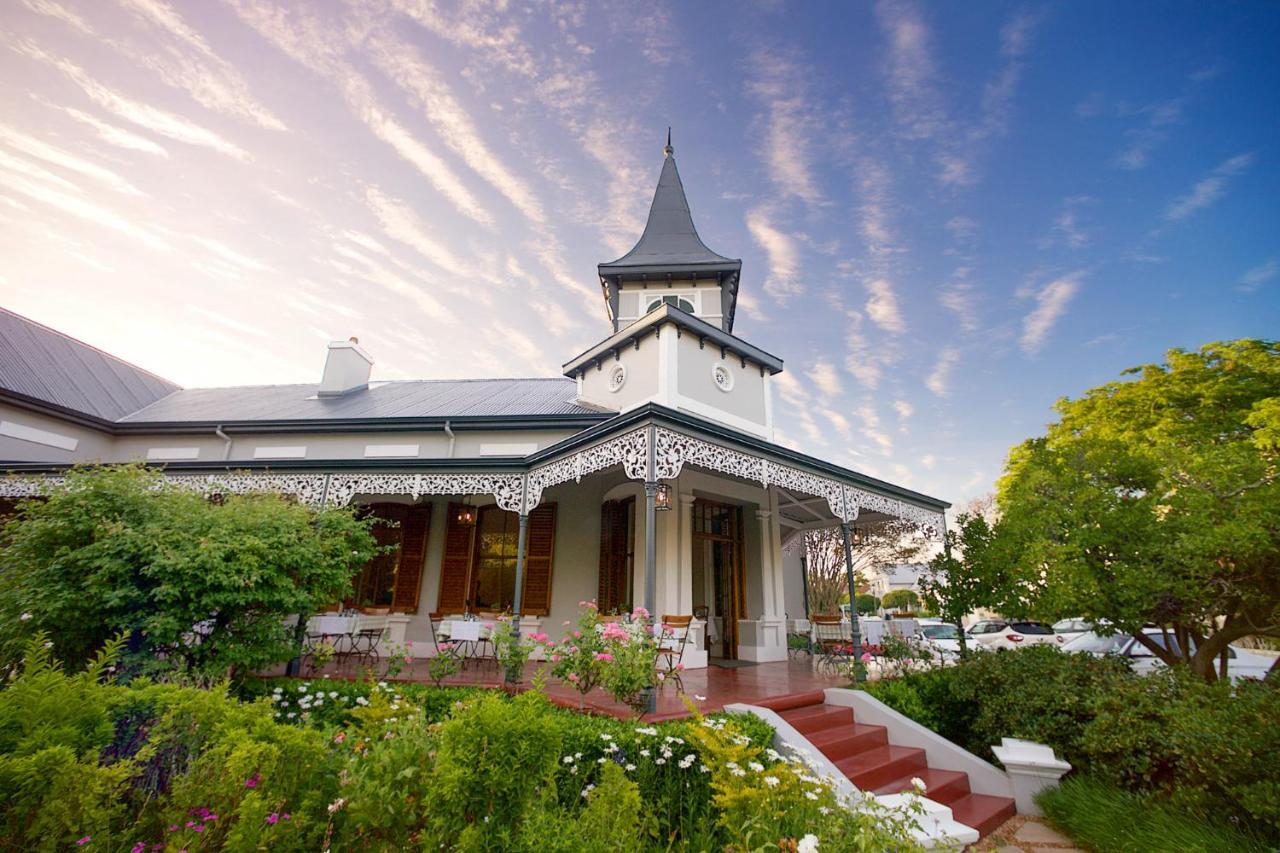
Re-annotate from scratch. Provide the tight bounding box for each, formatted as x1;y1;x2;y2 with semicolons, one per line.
577;338;660;412
672;333;770;435
0;403;113;462
616;282;725;328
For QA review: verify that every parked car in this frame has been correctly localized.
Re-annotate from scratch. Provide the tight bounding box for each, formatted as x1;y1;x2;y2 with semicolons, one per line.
1051;618;1093;643
1063;628;1272;683
916;622;964;659
966;619;1065;650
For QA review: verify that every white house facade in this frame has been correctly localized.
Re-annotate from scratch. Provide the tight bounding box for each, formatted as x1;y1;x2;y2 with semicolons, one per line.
0;139;948;668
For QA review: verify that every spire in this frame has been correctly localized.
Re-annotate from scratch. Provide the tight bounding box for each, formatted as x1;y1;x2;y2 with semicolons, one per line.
664;127;673;158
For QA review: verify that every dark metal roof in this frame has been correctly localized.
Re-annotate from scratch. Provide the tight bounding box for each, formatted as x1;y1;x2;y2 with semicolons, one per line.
118;378;598;424
598;147;741;275
0;307;179;421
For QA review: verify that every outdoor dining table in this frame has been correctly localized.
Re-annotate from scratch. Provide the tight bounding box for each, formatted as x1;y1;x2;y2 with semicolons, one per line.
436;618;493;667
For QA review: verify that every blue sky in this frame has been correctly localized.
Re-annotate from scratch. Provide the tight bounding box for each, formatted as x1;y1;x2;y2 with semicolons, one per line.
0;0;1277;507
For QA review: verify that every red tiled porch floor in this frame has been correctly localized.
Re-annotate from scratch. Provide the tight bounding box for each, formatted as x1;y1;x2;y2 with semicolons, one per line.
280;656;846;721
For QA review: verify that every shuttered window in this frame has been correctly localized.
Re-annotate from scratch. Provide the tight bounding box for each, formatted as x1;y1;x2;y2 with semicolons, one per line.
436;502;557;616
350;503;431;613
597;498;634;613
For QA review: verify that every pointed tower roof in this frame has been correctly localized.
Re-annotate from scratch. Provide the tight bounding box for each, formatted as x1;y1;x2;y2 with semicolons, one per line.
598;135;741;276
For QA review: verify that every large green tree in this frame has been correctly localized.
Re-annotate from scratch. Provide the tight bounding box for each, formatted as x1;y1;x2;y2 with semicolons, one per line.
995;340;1280;681
0;465;379;678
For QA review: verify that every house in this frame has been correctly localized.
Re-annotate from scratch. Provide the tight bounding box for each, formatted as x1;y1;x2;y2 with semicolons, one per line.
867;563;927;601
0;138;948;668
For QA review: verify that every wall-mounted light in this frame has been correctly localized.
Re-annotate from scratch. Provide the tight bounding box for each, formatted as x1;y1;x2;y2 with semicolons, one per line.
654;483;672;511
850;526;864;546
456;498;476;526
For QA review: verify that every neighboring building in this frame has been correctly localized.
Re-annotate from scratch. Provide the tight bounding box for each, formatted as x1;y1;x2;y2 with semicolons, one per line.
0;138;947;667
866;563;927;601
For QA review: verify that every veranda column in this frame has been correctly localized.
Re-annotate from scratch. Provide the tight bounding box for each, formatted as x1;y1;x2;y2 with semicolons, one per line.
512;512;529;639
840;520;863;682
680;490;708;668
642;426;658;712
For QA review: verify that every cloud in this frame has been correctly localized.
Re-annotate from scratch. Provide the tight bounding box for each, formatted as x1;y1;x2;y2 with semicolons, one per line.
892;399;914;420
227;1;492;226
746;207;803;300
1239;258;1277;294
190;236;273;273
0;125;144;196
920;454;937;470
1165;153;1255;221
12;40;250;160
1038;196;1093;250
1020;272;1083;354
57;107;169;157
114;0;287;130
940;281;979;333
864;278;906;333
856;404;893;452
365;32;545;225
807;359;843;396
926;347;959;396
820;408;854;441
875;0;944;140
0;169;169;251
746;50;824;206
362;185;471;280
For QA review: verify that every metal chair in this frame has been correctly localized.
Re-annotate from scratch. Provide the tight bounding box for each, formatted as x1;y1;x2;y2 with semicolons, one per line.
349;613;389;670
811;614;853;674
657;615;693;692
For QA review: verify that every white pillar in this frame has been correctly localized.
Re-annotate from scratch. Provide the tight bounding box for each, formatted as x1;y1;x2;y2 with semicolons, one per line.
741;505;786;662
992;738;1072;816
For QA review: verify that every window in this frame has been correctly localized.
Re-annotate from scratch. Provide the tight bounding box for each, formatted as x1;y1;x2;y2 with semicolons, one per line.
472;505;520;612
646;295;694;313
348;503;431;612
1011;621;1054;635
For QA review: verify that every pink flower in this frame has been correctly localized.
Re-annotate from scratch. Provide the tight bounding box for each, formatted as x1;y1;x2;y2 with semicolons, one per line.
266;813;280;825
632;606;650;619
167;825;179;833
595;652;614;662
567;672;580;683
573;630;582;639
132;844;146;853
657;671;666;682
674;663;685;671
76;838;91;847
282;813;291;821
860;652;872;663
551;654;561;663
530;632;548;643
193;826;204;834
403;655;413;664
334;731;347;744
244;773;260;788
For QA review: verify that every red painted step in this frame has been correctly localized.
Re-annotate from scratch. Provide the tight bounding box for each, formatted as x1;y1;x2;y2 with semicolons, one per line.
949;792;1017;838
776;701;1017;842
872;768;970;805
757;690;828;712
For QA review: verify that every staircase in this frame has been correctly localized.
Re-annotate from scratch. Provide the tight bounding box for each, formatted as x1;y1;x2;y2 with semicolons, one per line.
760;692;1016;841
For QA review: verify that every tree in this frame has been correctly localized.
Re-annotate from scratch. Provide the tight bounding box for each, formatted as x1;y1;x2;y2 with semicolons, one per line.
855;594;881;615
803;523;928;615
920;505;1015;656
993;340;1280;682
0;464;379;678
881;589;920;613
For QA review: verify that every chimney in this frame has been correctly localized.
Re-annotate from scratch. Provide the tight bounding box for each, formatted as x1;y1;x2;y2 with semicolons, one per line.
318;336;373;396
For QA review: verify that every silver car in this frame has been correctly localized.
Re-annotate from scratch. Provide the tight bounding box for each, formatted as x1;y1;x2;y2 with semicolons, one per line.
1063;629;1273;683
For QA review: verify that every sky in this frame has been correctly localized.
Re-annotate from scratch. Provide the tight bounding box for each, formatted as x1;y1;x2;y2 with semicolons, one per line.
0;0;1277;509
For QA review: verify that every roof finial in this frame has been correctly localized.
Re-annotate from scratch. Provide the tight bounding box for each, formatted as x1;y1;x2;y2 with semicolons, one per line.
663;127;673;158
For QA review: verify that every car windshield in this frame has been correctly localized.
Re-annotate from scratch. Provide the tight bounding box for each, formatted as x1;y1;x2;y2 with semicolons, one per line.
922;625;960;639
1012;621;1054;635
1053;619;1088;632
1064;632;1126;653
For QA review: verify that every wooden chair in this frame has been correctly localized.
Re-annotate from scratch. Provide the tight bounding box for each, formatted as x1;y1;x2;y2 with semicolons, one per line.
811;614;853;673
657;615;693;692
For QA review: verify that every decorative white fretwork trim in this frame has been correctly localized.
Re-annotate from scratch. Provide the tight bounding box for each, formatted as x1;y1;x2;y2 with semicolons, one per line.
327;473;526;512
523;428;648;512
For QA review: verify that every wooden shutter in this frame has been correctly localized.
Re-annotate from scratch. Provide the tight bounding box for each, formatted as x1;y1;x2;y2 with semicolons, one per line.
436;502;474;614
597;500;629;612
391;503;431;613
520;504;557;616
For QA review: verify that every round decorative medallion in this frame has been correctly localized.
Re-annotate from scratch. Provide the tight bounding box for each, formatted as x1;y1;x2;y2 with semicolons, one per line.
607;363;627;393
711;362;734;392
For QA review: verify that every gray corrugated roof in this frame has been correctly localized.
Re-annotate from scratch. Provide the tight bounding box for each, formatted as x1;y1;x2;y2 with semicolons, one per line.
0;307;180;421
598;147;740;273
118;377;597;423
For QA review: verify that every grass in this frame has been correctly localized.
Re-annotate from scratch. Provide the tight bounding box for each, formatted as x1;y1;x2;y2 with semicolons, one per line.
1037;775;1273;853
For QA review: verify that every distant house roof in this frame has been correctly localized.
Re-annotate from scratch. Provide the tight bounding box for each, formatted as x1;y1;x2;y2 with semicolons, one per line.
118;378;600;425
598;141;741;277
0;307;179;422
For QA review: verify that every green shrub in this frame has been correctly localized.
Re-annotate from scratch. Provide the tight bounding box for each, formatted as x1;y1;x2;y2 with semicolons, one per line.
1039;774;1271;853
239;676;485;729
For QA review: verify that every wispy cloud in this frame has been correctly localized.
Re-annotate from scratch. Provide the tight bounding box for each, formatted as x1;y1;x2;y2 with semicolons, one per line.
0;125;144;196
926;347;959;396
864;278;906;333
892;399;914;420
746;49;824;207
856;404;893;452
1113;98;1184;170
1020;271;1083;354
228;1;492;226
746;207;803;300
11;40;250;160
362;185;471;281
1239;258;1277;294
0;169;169;251
1038;196;1093;249
57;106;169;157
1164;153;1255;221
875;0;944;140
806;359;843;396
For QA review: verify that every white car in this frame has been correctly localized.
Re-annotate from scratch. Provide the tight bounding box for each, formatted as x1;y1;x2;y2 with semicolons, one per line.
916;622;963;659
1052;618;1093;643
1063;629;1273;683
966;619;1066;651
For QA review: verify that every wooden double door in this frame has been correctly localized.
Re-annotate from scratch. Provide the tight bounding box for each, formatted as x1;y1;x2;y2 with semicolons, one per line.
693;499;745;660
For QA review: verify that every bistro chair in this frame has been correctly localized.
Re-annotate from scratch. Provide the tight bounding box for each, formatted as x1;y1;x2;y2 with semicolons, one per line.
811;614;853;674
348;612;389;670
656;615;693;692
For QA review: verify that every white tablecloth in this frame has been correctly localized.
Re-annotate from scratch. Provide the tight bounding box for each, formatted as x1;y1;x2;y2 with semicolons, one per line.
309;615;356;636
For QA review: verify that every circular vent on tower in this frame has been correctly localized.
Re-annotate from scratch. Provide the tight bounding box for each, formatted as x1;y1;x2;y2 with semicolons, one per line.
607;363;627;393
711;362;734;392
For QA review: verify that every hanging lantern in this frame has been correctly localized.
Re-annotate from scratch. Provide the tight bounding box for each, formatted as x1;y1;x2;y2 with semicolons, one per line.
654;483;672;511
850;526;864;546
456;498;476;526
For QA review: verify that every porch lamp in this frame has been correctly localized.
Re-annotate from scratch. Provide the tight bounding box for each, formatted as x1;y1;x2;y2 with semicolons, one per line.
653;483;673;511
850;526;864;546
455;498;476;526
